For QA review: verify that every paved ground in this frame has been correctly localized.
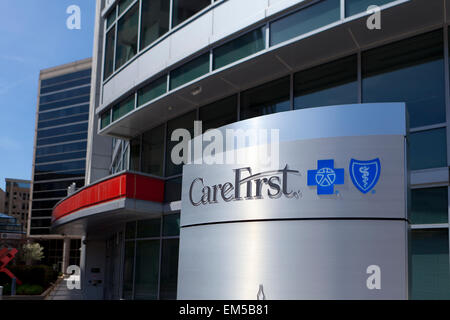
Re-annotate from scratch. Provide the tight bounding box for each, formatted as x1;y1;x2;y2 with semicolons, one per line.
45;276;84;300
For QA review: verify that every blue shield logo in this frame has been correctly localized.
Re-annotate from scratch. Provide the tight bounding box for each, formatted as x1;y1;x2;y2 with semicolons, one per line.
349;159;381;194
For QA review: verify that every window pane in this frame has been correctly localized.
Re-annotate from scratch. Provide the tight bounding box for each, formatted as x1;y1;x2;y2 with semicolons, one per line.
40;86;90;104
411;188;448;224
409;128;447;170
104;26;116;79
411;229;450;299
35;160;86;174
142;124;165;176
41;69;91;88
118;0;134;15
39;95;90;112
134;240;160;300
36;151;86;164
140;0;170;49
165;111;196;176
137;218;161;238
38;113;89;129
39;104;89;121
172;0;210;27
101;110;111;129
116;3;139;70
213;28;265;70
159;239;179;300
362;30;445;128
137;76;167;106
170;53;210;90
106;8;116;29
270;0;340;46
112;94;135;121
125;221;136;239
163;213;180;237
130;137;141;171
199;95;237;132
122;241;135;299
346;0;394;17
40;77;91;95
164;177;182;203
36;141;87;157
37;133;87;147
294;55;358;109
240;76;290;120
37;123;89;139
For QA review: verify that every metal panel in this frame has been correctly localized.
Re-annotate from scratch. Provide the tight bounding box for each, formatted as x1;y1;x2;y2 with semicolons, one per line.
178;220;408;299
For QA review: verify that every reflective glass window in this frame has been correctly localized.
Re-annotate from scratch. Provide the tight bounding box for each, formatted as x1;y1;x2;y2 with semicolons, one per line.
270;0;340;46
118;0;134;15
411;188;448;225
137;218;161;238
137;76;167;107
172;0;210;27
165;111;196;176
169;53;210;90
35;160;86;174
134;240;160;300
36;151;86;164
164;177;182;202
159;239;179;300
40;86;90;104
122;241;135;300
362;30;445;128
199;95;237;132
113;94;135;121
411;229;450;299
106;8;116;29
142;124;165;176
116;3;139;69
294;55;358;109
40;77;91;95
37;133;87;147
41;69;91;87
101;110;111;129
39;95;90;112
38;114;88;129
39;105;89;121
34;171;85;181
104;26;116;79
37;123;89;139
409;128;447;170
213;28;265;70
163;213;180;237
346;0;395;17
240;76;290;120
130;137;141;171
140;0;170;49
33;190;68;200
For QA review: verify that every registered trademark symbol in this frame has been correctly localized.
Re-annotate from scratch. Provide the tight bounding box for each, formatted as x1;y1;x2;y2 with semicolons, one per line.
372;190;376;194
335;190;339;195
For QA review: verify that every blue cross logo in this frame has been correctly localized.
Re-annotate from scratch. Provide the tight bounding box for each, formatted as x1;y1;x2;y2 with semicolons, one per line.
307;159;344;195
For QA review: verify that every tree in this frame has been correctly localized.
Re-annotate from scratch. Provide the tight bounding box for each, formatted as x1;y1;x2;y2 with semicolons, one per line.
20;243;44;265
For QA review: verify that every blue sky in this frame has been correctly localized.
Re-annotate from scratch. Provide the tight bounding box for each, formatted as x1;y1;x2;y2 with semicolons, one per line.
0;1;96;190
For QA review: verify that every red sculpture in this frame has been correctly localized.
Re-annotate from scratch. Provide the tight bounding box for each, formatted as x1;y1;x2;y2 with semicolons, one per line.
0;247;22;285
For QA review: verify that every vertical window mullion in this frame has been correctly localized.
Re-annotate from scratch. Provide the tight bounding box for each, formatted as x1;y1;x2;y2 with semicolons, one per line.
357;50;362;103
137;0;142;52
113;5;118;72
169;0;174;31
340;0;346;20
157;215;163;300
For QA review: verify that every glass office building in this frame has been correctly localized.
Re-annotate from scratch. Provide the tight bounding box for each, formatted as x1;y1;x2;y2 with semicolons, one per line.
29;59;92;270
51;0;450;299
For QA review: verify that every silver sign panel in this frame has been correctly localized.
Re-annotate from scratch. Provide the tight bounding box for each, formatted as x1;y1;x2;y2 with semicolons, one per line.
178;103;409;299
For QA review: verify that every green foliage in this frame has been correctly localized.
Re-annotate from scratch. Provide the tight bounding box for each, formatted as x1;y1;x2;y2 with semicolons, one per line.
19;243;44;264
0;265;58;294
16;284;44;295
